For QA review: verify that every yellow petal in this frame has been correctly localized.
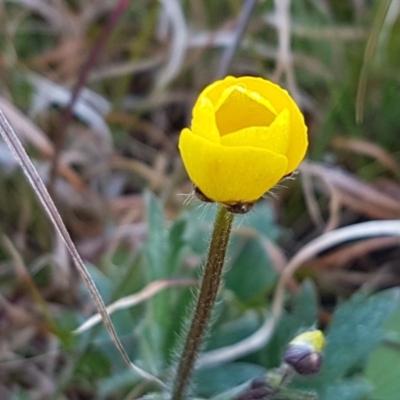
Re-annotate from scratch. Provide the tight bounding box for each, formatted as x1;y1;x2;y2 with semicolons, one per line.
197;76;237;106
290;330;325;352
179;128;288;203
214;84;277;136
221;109;290;155
191;96;220;143
236;77;308;174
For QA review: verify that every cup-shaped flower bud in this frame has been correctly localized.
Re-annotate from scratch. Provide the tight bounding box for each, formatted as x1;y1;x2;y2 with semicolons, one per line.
283;330;325;375
179;76;308;210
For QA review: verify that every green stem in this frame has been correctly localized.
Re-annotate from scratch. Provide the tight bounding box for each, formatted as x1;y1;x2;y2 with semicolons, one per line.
172;205;234;400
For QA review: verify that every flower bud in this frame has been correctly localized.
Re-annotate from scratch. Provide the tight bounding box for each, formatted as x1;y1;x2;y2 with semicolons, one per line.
283;330;325;375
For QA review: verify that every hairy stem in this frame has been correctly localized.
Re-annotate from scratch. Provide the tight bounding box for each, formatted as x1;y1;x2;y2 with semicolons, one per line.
172;205;234;400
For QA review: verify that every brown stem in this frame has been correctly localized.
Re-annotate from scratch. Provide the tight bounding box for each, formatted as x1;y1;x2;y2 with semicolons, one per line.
172;205;234;400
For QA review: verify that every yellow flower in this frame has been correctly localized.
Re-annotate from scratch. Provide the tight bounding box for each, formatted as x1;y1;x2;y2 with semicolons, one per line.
179;76;308;206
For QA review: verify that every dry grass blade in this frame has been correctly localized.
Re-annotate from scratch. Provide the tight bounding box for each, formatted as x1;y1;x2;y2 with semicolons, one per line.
272;0;298;98
260;237;299;293
332;137;400;179
156;0;187;89
0;96;54;158
0;109;164;387
312;236;400;268
356;0;391;123
301;161;400;220
199;220;400;368
272;220;400;320
216;0;257;79
74;279;197;334
301;169;324;230
2;235;51;321
291;24;366;41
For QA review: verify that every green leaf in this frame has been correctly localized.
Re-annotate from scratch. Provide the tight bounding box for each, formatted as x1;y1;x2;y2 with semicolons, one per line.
296;289;400;400
260;281;319;369
141;192;170;371
167;217;188;276
237;201;279;240
225;239;278;302
98;369;142;399
292;279;319;326
209;381;252;400
161;284;195;365
182;204;217;255
224;202;280;302
75;347;111;381
320;289;400;383
194;362;267;398
207;310;261;351
84;262;115;302
366;304;400;400
320;380;372;400
144;191;169;281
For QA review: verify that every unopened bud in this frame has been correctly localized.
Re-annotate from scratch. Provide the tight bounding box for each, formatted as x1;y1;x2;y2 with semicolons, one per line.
283;330;325;375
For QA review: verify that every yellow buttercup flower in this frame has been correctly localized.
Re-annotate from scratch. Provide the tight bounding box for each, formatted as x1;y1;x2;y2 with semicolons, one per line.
179;76;308;207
